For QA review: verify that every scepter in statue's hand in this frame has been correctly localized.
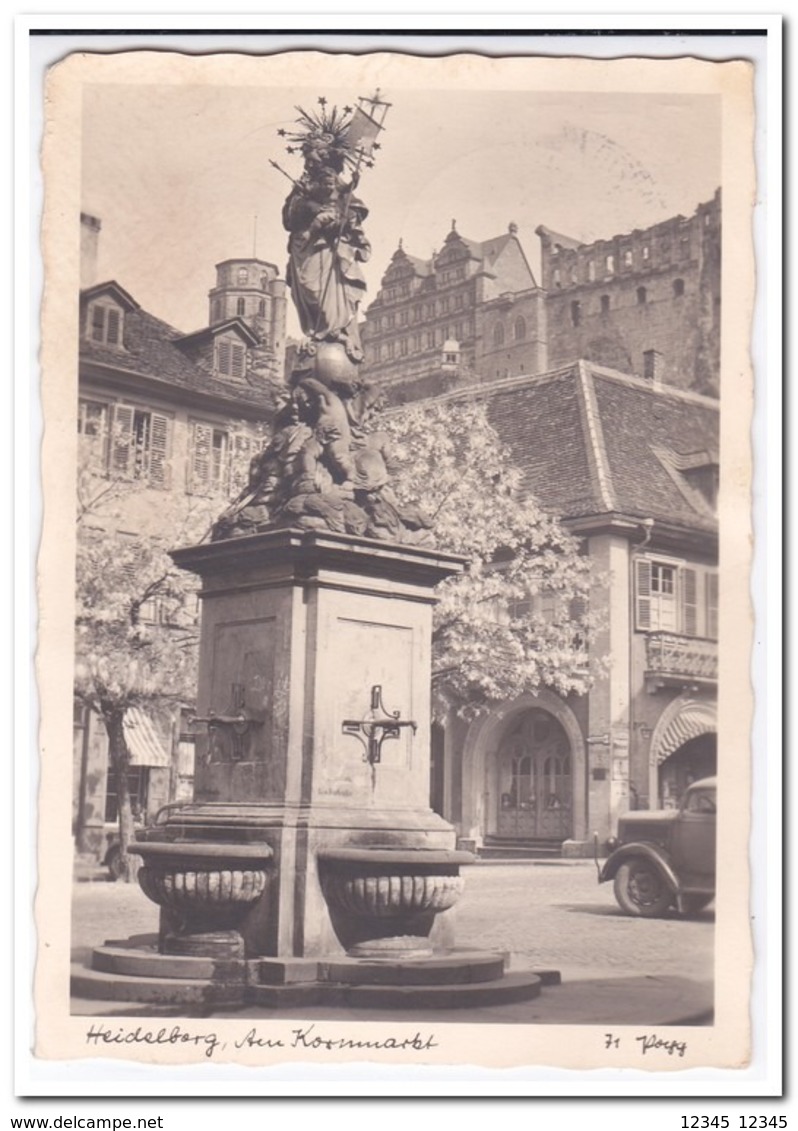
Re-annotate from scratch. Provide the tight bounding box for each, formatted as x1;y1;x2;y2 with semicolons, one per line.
269;159;302;190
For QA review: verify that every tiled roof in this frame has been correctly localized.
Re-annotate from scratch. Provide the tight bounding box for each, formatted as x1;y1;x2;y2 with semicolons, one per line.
79;296;276;411
175;318;260;349
590;366;718;528
403;253;433;276
487;369;599;516
434;362;719;532
479;233;513;265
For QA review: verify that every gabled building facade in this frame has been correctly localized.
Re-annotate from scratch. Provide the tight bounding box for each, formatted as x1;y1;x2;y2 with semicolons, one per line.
360;221;547;402
74;215;284;867
430;363;718;852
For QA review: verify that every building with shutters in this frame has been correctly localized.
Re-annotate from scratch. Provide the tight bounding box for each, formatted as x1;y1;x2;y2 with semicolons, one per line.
426;361;718;855
358;198;720;853
74;215;282;868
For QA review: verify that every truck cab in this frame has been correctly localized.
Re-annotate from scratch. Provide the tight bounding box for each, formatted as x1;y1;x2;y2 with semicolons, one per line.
598;776;716;917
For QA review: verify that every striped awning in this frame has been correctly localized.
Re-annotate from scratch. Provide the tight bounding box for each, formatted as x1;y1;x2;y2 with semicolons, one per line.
123;707;171;768
654;701;716;765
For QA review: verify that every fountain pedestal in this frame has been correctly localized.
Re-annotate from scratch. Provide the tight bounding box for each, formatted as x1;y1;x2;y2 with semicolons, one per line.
139;529;469;961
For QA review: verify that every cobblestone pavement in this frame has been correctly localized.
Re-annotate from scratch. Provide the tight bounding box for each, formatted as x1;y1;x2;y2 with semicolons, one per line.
455;862;714;983
72;859;714;985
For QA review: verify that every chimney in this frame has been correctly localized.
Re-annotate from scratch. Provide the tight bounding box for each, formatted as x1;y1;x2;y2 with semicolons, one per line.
643;349;664;385
80;212;101;289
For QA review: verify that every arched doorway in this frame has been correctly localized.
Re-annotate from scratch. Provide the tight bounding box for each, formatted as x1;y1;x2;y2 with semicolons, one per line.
494;709;573;840
658;733;717;809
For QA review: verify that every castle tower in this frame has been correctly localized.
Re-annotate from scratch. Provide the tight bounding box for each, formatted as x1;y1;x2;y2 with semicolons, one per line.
208;258;288;381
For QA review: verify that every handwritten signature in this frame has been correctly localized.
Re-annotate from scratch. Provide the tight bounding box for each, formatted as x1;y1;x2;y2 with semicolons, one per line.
636;1033;688;1057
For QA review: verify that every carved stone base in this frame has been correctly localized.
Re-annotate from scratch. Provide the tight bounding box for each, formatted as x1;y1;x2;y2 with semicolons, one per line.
162;930;245;959
346;936;433;960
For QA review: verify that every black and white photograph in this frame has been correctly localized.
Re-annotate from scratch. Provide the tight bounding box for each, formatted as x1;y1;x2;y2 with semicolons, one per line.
26;31;769;1090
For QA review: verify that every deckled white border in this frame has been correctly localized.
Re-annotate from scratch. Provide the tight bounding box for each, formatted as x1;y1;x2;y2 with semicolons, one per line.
16;19;778;1100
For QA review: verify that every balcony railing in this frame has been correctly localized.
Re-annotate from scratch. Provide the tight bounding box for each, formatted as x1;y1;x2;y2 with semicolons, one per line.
645;632;718;685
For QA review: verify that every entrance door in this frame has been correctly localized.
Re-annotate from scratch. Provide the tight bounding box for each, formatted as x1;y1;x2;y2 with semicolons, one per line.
496;710;572;840
659;733;716;809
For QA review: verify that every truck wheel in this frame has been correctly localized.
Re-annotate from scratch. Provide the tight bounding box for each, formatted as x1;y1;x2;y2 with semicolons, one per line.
681;894;714;916
613;859;673;917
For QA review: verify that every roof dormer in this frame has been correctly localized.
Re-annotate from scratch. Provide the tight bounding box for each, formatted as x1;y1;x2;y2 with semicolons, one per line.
80;281;140;350
652;445;719;516
174;318;260;382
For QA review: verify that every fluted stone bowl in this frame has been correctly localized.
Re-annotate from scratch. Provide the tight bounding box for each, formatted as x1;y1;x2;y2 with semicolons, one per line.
318;847;474;956
323;870;464;917
133;842;272;914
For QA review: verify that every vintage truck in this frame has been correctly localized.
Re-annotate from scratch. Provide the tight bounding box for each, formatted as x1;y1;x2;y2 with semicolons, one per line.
597;776;716;917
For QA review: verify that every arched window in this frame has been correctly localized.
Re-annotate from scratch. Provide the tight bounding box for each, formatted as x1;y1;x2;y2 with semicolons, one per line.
673;278;685;298
636;286;647;305
570;300;581;327
258;299;266;316
600;294;610;315
493;322;505;348
514;316;527;341
236;297;246;316
237;267;248;285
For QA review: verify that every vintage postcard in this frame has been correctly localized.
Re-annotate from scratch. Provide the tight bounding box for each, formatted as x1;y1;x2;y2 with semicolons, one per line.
28;34;768;1091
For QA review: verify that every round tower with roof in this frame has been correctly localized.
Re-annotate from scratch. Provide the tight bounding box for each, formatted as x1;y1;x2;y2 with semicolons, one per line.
208;258;287;381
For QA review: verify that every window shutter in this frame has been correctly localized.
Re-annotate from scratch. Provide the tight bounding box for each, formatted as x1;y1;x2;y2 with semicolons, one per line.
110;404;135;477
148;413;171;490
539;591;559;624
635;559;652;630
106;308;121;345
191;422;213;494
217;340;232;375
706;571;719;640
90;304;105;342
681;567;698;636
231;345;245;380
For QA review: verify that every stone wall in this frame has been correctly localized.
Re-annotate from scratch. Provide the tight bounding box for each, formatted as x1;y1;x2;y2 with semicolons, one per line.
538;193;720;397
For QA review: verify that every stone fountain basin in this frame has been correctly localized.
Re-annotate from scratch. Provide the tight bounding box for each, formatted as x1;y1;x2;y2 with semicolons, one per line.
133;841;273;910
318;846;474;918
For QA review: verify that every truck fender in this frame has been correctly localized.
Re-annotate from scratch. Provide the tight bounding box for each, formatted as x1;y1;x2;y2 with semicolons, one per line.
598;843;680;895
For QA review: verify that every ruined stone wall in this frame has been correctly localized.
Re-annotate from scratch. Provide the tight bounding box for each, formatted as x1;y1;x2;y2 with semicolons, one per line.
539;193;720;397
